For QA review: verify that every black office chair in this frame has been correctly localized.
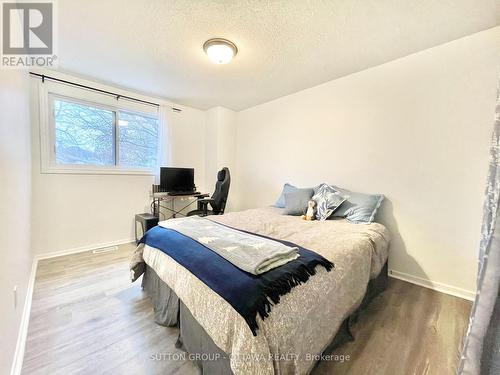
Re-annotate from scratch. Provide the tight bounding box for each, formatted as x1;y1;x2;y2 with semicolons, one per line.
187;167;230;217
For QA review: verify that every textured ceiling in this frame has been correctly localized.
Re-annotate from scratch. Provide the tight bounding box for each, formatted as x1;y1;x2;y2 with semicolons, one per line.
56;0;500;110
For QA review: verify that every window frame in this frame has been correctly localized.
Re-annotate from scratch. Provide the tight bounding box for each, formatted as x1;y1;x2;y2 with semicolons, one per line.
39;80;160;175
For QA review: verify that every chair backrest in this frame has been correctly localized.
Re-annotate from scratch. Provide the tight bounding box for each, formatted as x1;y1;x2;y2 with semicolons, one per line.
211;167;231;214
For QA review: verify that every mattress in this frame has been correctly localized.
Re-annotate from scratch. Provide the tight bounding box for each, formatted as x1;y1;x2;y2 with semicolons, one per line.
140;206;390;374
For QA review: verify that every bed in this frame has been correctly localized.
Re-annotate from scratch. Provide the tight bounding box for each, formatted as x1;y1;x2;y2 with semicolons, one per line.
131;206;390;374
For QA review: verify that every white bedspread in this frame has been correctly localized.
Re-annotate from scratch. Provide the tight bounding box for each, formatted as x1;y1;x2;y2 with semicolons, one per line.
140;207;390;374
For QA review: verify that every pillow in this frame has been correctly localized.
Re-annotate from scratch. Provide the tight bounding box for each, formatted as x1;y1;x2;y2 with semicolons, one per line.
274;183;297;208
330;185;384;223
312;183;348;221
283;188;314;215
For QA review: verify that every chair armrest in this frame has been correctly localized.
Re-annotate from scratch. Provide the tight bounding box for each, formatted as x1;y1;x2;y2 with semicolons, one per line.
197;198;215;204
197;198;215;216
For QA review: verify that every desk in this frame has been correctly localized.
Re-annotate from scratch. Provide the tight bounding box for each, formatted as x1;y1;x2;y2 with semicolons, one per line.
152;192;209;220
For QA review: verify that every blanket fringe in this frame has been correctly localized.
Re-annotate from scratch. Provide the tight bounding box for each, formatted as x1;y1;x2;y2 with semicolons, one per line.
245;259;334;336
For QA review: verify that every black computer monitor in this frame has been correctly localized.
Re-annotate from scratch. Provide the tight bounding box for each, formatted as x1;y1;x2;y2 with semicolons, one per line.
160;167;195;193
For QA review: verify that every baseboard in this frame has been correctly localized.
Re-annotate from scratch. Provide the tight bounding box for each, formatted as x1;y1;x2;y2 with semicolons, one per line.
389;269;476;301
9;238;135;375
10;256;38;375
36;238;135;260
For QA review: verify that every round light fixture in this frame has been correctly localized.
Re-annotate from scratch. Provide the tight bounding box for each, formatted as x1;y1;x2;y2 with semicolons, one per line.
203;38;238;64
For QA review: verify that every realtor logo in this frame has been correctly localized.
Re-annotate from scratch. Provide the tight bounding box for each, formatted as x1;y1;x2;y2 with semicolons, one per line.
1;0;57;68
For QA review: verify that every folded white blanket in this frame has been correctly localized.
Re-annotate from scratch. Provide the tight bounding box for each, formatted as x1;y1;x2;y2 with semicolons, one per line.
158;216;299;274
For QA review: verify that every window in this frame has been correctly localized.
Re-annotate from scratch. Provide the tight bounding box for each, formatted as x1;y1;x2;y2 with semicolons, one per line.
52;98;158;170
54;99;116;166
118;111;158;169
40;81;160;175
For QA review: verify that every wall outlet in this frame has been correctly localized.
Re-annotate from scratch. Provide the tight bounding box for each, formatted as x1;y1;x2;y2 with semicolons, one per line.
13;285;17;308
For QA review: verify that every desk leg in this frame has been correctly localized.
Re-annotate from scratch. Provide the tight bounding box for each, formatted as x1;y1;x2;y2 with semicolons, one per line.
172;198;175;218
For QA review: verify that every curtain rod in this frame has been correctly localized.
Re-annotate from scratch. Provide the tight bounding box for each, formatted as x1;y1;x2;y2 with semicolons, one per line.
29;72;182;112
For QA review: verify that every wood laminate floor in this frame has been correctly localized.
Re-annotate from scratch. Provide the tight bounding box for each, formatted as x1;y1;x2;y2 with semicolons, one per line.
22;244;471;375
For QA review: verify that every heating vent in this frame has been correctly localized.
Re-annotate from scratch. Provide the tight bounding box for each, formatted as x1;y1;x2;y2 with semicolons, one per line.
92;245;118;254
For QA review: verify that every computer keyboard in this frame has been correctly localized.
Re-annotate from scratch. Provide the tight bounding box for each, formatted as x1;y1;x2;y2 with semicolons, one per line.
168;191;200;196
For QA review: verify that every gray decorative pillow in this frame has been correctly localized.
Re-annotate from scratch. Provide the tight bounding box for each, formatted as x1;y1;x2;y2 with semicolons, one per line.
330;185;384;223
312;184;347;221
283;188;314;215
274;183;297;208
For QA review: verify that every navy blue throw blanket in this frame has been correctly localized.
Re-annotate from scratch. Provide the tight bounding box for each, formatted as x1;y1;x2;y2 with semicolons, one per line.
139;224;334;336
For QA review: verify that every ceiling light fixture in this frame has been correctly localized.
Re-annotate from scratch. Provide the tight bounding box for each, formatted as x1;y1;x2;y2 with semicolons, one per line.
203;38;238;64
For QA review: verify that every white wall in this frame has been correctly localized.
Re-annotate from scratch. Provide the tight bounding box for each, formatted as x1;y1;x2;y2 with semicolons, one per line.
30;76;207;256
205;106;237;211
0;71;33;374
169;107;207;193
235;27;500;295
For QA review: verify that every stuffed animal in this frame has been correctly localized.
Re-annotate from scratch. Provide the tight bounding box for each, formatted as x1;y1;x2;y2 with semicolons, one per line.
301;200;317;221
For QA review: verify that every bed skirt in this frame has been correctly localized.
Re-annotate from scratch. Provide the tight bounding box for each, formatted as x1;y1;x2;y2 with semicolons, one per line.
141;262;388;374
